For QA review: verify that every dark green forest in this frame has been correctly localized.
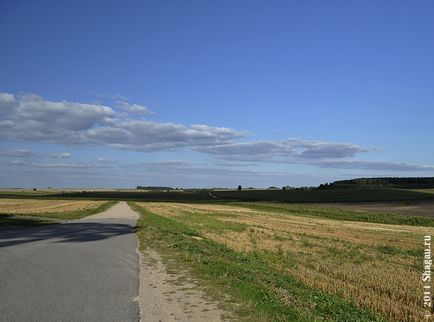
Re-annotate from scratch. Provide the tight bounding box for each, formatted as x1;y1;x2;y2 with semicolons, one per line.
318;177;434;189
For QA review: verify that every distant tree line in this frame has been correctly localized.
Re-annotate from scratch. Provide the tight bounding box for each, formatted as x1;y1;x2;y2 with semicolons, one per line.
136;186;175;190
316;177;434;190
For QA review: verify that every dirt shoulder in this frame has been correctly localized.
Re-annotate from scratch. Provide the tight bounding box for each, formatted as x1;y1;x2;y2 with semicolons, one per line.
138;248;231;322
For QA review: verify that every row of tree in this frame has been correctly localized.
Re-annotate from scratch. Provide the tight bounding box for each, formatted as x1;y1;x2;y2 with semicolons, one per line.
136;186;175;190
316;177;434;189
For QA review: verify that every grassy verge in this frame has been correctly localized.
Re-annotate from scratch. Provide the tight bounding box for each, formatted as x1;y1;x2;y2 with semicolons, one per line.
0;201;117;226
231;202;434;227
0;214;59;226
132;202;383;322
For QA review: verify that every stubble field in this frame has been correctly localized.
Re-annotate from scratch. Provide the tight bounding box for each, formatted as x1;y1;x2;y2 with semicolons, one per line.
0;199;116;225
133;201;433;321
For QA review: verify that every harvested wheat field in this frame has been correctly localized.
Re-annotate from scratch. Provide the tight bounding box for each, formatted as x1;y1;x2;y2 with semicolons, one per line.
136;202;433;321
0;199;115;223
0;199;106;214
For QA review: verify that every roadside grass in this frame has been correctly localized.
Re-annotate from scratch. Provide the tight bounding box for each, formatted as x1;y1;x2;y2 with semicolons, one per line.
0;201;117;226
231;202;434;227
132;202;384;322
0;214;58;226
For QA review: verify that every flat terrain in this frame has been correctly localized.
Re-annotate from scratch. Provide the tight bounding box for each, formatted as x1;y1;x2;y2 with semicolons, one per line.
2;195;432;321
3;187;434;203
133;201;433;321
0;202;140;322
311;200;434;217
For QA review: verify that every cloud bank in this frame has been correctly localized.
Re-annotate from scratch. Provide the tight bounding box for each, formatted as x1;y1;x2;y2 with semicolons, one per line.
50;152;72;159
0;92;243;151
1;92;432;173
196;140;373;161
0;149;35;158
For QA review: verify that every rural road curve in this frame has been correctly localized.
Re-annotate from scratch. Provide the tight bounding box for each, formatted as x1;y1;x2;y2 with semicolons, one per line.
0;201;140;322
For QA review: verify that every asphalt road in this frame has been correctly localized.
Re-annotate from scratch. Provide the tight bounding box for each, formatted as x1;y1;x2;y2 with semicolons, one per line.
0;202;140;322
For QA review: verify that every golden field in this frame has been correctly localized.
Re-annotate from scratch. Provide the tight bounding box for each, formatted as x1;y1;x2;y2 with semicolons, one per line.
137;202;432;321
0;199;107;215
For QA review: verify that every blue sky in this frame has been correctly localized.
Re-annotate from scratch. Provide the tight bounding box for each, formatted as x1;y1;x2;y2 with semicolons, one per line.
1;0;433;188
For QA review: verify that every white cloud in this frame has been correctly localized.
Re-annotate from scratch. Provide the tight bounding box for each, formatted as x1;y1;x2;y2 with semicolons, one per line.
2;91;433;175
0;93;16;104
196;139;373;161
41;162;96;168
10;160;111;169
0;92;243;150
314;160;434;171
11;160;27;165
296;141;373;159
0;92;115;144
117;101;153;115
87;120;245;151
50;152;72;159
121;160;280;178
0;149;34;158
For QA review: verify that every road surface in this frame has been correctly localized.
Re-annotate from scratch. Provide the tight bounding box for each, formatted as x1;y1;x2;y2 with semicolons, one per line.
0;201;139;322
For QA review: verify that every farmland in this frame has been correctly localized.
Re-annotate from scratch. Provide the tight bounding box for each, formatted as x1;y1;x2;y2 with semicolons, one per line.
2;187;434;203
1;190;433;320
0;199;117;225
133;201;432;321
